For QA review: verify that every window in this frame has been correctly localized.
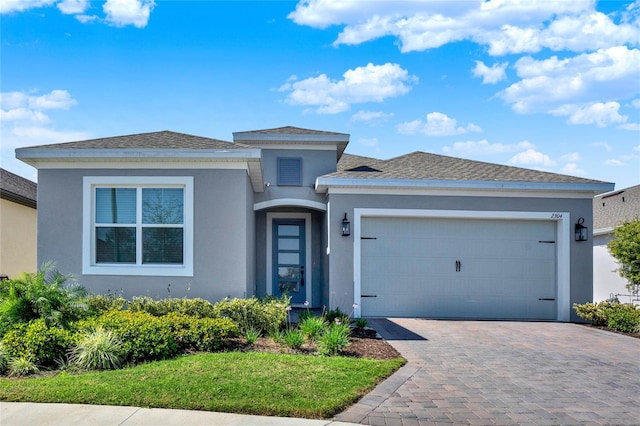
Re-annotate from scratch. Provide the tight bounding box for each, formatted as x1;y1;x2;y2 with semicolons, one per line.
83;177;193;276
277;158;302;186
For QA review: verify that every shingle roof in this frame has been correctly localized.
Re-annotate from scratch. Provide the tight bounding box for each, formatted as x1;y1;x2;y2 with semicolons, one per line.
19;131;239;150
594;184;640;230
235;126;348;136
332;151;607;184
0;169;37;208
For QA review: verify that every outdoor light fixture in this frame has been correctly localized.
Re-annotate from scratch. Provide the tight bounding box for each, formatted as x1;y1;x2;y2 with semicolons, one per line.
341;212;351;237
575;217;588;241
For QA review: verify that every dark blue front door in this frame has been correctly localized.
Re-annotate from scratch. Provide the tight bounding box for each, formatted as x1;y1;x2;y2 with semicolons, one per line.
272;219;306;304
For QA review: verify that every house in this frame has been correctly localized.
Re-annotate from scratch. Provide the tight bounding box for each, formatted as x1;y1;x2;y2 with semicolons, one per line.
593;185;640;304
16;127;614;321
0;168;37;278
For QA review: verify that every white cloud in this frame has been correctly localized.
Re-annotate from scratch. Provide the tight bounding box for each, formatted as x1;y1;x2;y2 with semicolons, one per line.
0;0;55;14
279;63;417;114
591;142;613;152
634;145;640;152
358;137;378;147
398;112;481;136
288;1;638;56
0;108;51;123
472;61;507;84
351;110;394;122
632;99;640;108
0;89;77;125
57;0;88;14
619;122;640;131
509;149;555;167
550;101;628;127
501;47;640;114
442;139;534;156
560;152;581;162
605;159;626;166
103;0;154;28
561;163;585;175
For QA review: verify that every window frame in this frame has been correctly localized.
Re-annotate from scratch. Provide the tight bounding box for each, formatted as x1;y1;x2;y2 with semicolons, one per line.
83;176;194;276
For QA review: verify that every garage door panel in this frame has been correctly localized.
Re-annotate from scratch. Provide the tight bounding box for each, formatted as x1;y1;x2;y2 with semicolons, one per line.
360;217;557;320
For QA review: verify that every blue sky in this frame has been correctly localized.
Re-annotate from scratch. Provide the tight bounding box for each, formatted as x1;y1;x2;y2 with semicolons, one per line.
1;0;639;189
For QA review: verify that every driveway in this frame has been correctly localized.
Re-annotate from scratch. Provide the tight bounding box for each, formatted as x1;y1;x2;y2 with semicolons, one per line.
335;319;640;425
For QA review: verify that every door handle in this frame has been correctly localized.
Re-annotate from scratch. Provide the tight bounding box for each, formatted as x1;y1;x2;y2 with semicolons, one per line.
455;260;461;272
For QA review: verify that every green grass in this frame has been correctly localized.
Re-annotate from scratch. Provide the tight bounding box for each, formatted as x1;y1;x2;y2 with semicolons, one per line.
0;352;405;418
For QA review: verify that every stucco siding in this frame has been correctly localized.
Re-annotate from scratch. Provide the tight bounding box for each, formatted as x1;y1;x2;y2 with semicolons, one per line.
37;168;253;302
0;198;37;277
327;193;594;322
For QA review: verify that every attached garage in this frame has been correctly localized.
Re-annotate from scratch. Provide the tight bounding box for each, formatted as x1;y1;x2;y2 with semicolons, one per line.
353;209;571;320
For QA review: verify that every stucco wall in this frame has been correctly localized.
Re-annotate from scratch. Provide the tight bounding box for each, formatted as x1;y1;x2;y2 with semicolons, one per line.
593;234;636;303
37;168;254;302
0;198;37;277
327;193;594;322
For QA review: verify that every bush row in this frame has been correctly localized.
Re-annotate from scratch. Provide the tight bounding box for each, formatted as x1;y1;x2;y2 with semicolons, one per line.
573;301;640;333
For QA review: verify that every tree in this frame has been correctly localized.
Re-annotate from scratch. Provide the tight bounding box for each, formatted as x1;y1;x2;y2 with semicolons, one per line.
607;218;640;295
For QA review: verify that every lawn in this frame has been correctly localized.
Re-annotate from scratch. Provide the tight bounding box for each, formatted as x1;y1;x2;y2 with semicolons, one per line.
0;352;405;419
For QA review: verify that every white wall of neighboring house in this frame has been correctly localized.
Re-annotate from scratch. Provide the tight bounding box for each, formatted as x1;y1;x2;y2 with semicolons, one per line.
593;233;638;304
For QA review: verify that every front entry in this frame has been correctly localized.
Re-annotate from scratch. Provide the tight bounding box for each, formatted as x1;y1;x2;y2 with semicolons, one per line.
272;218;307;304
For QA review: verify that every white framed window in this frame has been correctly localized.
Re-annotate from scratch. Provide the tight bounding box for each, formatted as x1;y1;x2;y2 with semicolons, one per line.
83;176;194;276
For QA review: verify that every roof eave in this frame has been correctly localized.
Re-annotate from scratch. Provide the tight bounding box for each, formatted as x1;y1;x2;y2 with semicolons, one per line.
315;177;615;195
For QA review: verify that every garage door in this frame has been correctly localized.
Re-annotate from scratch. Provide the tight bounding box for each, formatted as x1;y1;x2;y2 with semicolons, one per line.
360;217;557;319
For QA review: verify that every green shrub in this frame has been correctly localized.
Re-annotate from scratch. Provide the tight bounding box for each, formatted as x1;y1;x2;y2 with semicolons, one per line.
244;327;261;345
317;323;350;356
283;329;304;349
212;296;289;335
0;262;88;334
8;356;39;377
573;301;618;326
299;316;327;342
69;327;123;370
79;311;177;363
165;313;238;352
1;319;75;367
129;296;217;318
353;318;368;329
86;293;128;315
0;342;8;374
324;307;350;326
606;307;640;333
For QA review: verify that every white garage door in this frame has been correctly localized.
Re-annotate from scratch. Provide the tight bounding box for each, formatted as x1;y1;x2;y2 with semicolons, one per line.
360;217;557;319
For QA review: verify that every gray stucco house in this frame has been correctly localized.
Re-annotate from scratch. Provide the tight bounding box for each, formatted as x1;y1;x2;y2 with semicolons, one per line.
16;126;614;321
593;185;640;304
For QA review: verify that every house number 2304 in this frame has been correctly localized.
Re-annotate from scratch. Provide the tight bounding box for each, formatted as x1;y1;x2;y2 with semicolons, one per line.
550;213;563;219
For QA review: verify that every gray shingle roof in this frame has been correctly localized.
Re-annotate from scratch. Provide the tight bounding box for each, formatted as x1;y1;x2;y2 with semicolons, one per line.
332;151;608;184
594;184;640;230
19;131;239;150
0;169;37;208
235;126;348;136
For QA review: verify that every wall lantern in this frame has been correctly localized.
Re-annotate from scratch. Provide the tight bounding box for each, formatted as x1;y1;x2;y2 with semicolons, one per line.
575;217;588;242
341;213;351;237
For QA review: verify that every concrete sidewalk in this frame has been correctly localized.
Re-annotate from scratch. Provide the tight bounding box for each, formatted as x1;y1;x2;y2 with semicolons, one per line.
1;402;356;426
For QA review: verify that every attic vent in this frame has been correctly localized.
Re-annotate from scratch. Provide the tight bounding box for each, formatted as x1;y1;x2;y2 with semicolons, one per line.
346;165;381;172
277;158;302;186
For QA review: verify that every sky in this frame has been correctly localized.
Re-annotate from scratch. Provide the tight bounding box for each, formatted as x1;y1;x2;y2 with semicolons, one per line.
1;0;639;190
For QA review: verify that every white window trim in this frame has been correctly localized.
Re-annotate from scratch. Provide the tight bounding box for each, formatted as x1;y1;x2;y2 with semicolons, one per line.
266;212;312;307
83;176;194;277
352;209;571;321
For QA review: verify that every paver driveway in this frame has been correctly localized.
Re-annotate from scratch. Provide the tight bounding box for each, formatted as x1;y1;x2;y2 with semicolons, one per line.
336;319;640;425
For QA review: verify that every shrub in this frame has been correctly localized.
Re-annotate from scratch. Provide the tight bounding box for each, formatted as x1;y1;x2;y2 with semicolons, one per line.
8;356;39;377
1;319;75;367
212;296;289;335
69;327;123;370
607;218;640;294
317;323;350;356
0;342;8;374
79;311;177;363
573;301;618;326
129;296;217;318
165;313;238;352
0;262;88;334
86;293;128;315
299;316;327;342
283;329;304;349
244;327;260;345
324;307;350;325
606;307;640;333
353;318;368;330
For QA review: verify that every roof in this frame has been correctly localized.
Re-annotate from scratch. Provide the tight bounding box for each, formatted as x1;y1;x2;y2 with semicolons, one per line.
315;151;614;194
18;130;240;150
0;169;37;209
234;126;348;136
594;184;640;231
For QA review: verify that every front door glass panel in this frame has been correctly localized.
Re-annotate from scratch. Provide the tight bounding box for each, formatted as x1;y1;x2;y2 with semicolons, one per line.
273;219;305;304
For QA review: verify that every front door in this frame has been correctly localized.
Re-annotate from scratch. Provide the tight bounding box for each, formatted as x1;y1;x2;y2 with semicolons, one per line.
272;219;306;304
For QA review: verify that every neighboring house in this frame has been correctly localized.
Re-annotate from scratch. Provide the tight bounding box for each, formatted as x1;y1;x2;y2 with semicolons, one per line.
0;168;37;278
16;127;614;321
593;185;640;304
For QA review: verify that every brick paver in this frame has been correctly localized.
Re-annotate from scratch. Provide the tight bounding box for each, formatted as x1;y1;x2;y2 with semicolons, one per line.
335;320;640;425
